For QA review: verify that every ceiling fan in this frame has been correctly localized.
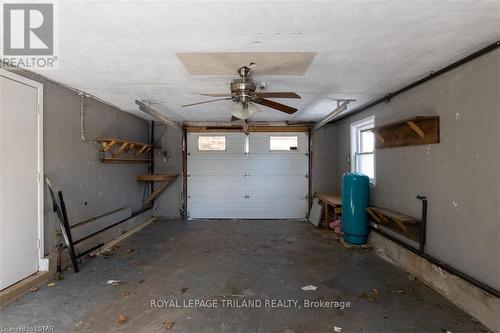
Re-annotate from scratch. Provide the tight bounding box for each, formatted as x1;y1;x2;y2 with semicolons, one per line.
181;63;301;121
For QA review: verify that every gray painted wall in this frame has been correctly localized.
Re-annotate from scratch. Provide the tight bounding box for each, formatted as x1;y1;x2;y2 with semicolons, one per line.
312;49;500;290
12;71;150;253
153;125;183;218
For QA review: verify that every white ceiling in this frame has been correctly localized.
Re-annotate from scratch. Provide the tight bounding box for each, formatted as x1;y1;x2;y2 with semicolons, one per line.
36;1;500;122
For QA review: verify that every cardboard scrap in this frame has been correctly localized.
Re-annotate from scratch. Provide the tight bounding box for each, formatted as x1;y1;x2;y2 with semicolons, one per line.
117;314;128;324
301;285;318;291
164;320;175;329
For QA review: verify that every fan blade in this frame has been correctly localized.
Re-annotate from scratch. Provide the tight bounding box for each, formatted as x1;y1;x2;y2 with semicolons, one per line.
255;92;301;99
200;93;232;97
181;98;231;107
253;98;298;114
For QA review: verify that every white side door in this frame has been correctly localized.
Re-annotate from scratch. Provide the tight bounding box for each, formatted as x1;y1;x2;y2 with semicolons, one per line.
0;72;42;290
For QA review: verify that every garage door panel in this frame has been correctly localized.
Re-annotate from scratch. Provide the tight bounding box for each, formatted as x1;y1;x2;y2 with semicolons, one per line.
188;155;251;176
244;178;307;194
244;155;307;175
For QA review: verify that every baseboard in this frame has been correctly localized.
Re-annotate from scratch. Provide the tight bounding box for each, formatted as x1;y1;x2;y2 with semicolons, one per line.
369;232;500;333
0;271;51;307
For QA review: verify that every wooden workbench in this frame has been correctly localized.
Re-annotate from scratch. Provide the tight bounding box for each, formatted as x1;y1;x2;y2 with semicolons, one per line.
315;192;342;228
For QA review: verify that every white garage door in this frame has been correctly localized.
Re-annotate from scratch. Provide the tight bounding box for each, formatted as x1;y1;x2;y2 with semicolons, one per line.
187;132;309;219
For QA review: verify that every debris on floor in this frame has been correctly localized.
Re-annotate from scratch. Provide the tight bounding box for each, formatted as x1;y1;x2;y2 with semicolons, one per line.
329;219;344;237
164;320;175;329
47;282;56;287
117;314;128;324
29;287;39;292
102;250;114;257
339;238;372;249
333;326;343;332
121;291;131;297
180;287;188;294
301;285;317;291
358;289;380;303
107;280;123;286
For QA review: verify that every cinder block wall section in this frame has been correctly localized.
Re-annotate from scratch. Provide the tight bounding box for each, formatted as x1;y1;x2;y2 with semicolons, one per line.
10;70;150;254
311;49;500;291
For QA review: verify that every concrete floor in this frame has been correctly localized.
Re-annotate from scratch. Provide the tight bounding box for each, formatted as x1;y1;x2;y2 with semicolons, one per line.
0;219;490;333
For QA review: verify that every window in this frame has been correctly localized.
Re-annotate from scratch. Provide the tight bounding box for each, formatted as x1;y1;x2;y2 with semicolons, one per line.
198;136;226;151
270;136;298;151
351;116;375;183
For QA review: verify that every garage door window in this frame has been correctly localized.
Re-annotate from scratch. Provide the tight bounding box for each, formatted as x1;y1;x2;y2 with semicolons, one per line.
198;136;226;151
270;136;298;151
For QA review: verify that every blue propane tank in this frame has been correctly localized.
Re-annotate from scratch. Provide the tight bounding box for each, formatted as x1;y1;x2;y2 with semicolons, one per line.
342;172;370;244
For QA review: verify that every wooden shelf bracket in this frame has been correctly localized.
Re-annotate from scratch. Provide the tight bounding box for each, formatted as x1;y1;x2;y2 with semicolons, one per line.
97;138;153;164
137;174;178;206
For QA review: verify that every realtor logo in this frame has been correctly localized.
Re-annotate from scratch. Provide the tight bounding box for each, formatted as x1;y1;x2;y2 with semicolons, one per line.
1;2;58;70
3;3;53;55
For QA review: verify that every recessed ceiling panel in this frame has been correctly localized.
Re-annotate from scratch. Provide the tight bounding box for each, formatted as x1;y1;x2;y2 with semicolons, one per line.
176;52;317;76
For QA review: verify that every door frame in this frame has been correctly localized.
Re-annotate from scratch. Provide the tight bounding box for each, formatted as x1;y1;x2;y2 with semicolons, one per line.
0;69;47;272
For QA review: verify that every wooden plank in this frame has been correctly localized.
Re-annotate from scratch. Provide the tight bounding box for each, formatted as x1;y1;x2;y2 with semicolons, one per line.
136;145;149;155
137;174;178;182
144;181;171;205
406;121;425;138
315;192;342;206
101;157;151;164
369;207;420;223
248;126;309;132
365;116;439;149
366;207;381;223
102;140;116;152
115;142;129;155
366;116;438;133
184;125;310;133
96;138;153;148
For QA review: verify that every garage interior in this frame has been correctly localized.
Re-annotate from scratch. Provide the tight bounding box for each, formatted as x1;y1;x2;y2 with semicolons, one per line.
0;1;499;332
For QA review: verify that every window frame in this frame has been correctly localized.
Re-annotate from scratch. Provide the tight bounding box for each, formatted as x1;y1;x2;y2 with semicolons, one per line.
269;135;299;152
350;116;376;184
197;135;227;152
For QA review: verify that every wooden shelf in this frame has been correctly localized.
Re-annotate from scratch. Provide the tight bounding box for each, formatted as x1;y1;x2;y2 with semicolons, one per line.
366;206;420;230
97;138;153;164
365;116;439;149
137;174;177;182
137;174;178;205
101;157;152;164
